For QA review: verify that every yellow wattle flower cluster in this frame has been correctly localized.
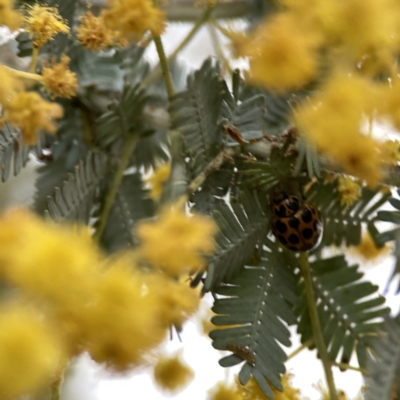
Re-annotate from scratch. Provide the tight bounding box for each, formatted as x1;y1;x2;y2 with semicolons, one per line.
153;352;194;393
0;0;22;30
0;207;210;397
102;0;165;42
76;10;128;52
137;205;217;276
24;4;69;48
146;162;171;200
42;55;78;99
336;176;361;207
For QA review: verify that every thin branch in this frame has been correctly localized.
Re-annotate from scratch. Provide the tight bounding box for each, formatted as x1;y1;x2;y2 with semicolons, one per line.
143;5;214;88
29;47;39;73
333;362;367;375
4;65;43;82
299;252;338;400
93;134;139;242
207;22;232;76
153;35;175;100
287;339;313;360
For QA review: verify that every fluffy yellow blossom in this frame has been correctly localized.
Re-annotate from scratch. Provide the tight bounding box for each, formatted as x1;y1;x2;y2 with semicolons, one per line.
207;382;243;400
24;4;69;48
0;210;99;310
238;375;301;400
147;163;171;200
42;55;78;99
1;91;63;144
243;13;319;91
0;304;64;400
102;0;165;42
381;139;400;165
77;10;128;52
78;264;166;370
337;176;361;207
0;0;22;30
153;352;194;393
294;71;382;186
350;232;390;262
136;205;217;276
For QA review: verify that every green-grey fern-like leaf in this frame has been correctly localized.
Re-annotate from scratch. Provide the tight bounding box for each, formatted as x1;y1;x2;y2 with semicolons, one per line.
203;190;269;292
96;84;149;149
296;255;389;369
0;123;29;182
293;135;320;177
210;243;298;399
307;179;391;249
99;173;154;253
220;70;266;143
364;314;400;400
44;152;107;223
169;58;225;179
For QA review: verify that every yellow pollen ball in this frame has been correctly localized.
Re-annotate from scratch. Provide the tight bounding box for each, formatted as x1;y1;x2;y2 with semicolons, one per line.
153;352;194;393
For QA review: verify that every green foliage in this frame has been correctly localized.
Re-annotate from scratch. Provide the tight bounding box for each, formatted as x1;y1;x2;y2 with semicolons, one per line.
41;152;107;223
296;255;389;369
210;243;298;399
365;314;400;400
96;84;149;148
169;58;225;179
0;124;29;182
307;179;391;249
98;173;154;253
202;190;269;292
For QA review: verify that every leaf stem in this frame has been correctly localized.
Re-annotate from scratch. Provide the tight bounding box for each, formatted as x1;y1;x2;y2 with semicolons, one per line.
143;6;214;88
3;65;43;82
153;35;175;101
187;148;235;196
287;339;313;360
333;362;367;374
29;47;39;73
207;23;232;75
298;252;338;400
93;134;139;242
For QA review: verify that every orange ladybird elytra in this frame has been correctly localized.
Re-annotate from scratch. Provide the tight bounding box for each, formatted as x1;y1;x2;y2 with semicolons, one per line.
271;192;323;252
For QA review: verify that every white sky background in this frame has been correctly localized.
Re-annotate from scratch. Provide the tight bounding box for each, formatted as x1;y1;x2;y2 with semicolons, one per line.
0;20;399;400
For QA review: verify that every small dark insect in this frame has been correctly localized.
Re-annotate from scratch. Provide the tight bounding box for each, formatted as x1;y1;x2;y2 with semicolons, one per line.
226;343;256;365
271;192;323;252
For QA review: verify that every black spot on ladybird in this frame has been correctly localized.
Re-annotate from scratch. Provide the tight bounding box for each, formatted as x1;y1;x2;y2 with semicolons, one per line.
302;228;313;239
278;235;288;245
276;205;287;218
301;209;312;223
288;234;300;244
289;215;300;229
275;220;287;233
286;196;299;212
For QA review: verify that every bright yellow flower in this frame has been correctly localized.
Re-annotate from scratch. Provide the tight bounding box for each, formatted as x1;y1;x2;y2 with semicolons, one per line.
243;13;319;91
1;91;63;144
351;232;390;262
24;4;69;48
0;210;99;310
294;71;382;186
77;10;128;52
78;264;167;370
381;139;400;165
136;204;217;276
146;163;171;200
337;176;361;207
102;0;165;42
153;351;194;393
238;375;301;400
151;275;200;329
0;303;64;400
208;382;243;400
42;55;78;99
0;0;22;30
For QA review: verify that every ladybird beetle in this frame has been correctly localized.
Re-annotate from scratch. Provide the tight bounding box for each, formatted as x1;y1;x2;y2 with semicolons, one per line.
271;193;322;252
